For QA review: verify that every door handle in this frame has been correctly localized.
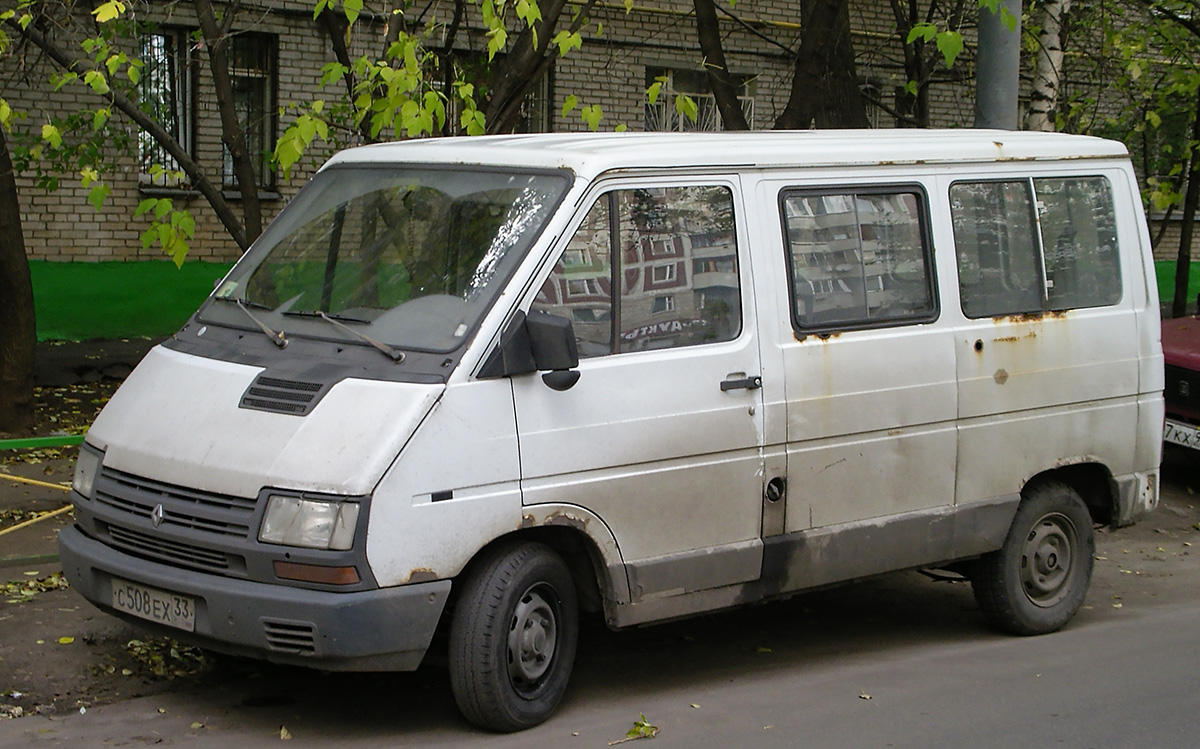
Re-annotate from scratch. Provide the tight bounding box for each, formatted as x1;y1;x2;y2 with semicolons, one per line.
720;375;762;391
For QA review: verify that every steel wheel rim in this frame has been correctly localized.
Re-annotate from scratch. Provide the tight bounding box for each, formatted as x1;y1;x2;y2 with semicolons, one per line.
1020;511;1078;608
507;585;558;695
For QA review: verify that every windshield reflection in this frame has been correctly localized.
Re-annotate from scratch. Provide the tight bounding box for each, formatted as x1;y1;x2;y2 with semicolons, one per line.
207;167;569;352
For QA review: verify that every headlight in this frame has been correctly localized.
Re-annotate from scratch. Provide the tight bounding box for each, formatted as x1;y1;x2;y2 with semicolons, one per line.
258;495;360;550
72;444;104;499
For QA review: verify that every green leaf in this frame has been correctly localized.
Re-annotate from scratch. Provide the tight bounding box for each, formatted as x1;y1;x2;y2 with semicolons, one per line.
343;0;363;24
91;0;126;23
41;124;62;149
134;199;156;218
461;109;486;136
83;70;110;95
936;30;963;67
907;23;936;44
320;62;349;86
486;27;508;61
87;183;110;211
154;199;172;220
0;99;11;129
93;108;110;130
580;104;603;131
675;94;698;122
561;94;578;117
551;30;582;56
904;80;919;96
646;80;663;105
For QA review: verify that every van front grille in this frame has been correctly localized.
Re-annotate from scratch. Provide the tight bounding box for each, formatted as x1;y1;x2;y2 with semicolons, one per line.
94;467;256;539
263;619;317;654
239;375;326;416
105;523;242;574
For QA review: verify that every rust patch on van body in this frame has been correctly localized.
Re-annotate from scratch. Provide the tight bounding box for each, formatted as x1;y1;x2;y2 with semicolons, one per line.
406;568;438;583
993;310;1067;324
520;511;590;532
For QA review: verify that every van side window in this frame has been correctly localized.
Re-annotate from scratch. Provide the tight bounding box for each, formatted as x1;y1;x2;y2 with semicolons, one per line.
781;189;935;330
533;185;742;356
951;177;1121;318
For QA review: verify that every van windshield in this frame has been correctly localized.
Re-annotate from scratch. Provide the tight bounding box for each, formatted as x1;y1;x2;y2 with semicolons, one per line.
205;166;570;353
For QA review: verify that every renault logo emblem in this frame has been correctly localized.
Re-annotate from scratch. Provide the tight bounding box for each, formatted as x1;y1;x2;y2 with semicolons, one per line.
150;504;165;527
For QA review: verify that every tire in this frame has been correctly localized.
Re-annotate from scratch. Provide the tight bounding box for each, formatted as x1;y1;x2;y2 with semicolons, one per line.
972;481;1095;636
449;542;579;732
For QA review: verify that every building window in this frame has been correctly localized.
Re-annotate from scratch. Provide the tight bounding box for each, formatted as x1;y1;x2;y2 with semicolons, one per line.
644;67;754;132
139;30;194;188
651;264;677;283
222;33;277;192
513;67;552;133
651;295;675;314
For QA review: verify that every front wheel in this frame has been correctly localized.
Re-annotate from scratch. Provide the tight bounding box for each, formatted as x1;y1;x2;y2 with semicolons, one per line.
449;542;579;732
972;481;1095;635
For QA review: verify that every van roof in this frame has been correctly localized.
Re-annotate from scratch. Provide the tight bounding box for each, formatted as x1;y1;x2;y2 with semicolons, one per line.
324;130;1129;178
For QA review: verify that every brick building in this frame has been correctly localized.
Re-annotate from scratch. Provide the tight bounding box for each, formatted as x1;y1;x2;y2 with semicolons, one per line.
3;1;1183;266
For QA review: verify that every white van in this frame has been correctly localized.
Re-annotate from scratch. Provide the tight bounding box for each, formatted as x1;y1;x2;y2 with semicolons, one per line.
60;131;1163;731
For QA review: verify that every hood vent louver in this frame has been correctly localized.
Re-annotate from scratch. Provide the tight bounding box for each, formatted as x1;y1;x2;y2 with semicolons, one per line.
239;375;327;416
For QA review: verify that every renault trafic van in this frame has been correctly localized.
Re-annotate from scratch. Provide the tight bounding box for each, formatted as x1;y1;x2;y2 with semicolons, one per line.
60;131;1164;731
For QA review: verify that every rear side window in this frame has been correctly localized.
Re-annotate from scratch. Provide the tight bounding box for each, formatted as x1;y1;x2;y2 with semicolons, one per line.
950;176;1121;319
533;184;742;357
781;188;936;331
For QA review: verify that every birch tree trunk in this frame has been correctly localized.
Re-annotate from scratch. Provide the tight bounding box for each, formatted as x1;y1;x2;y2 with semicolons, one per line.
1025;0;1071;131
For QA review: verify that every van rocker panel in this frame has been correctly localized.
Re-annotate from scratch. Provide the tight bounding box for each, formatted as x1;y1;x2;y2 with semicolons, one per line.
58;525;449;671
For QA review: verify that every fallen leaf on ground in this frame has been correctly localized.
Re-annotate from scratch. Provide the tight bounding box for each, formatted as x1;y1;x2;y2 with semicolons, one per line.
608;714;659;745
280;725;293;740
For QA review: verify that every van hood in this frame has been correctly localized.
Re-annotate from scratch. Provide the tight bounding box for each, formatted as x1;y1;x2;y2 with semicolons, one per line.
86;346;443;498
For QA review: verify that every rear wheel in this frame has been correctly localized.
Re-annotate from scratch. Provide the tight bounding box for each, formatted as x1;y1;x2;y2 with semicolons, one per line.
972;481;1095;635
449;542;578;732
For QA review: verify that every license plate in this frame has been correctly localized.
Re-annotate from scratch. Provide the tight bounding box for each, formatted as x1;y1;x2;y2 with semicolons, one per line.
111;578;196;632
1164;419;1200;450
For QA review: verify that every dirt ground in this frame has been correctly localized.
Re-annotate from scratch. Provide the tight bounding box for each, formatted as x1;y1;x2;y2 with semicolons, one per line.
1;340;1199;724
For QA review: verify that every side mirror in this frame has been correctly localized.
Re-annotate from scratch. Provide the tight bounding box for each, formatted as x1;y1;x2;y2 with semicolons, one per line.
478;310;580;391
527;310;580;391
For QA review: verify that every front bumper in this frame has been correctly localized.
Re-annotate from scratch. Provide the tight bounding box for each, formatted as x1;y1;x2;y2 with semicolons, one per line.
58;525;450;671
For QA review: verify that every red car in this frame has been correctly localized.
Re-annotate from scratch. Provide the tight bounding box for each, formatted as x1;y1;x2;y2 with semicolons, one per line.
1162;314;1200;449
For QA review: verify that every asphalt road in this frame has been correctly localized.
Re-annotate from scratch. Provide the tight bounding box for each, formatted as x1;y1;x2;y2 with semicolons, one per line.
2;451;1198;748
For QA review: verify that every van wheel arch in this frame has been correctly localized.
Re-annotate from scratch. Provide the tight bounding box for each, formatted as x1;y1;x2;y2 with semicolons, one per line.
1024;462;1115;526
450;527;612;617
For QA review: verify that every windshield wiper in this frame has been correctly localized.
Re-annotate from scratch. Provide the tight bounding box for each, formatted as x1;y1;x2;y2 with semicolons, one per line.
212;296;289;349
282;310;405;363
